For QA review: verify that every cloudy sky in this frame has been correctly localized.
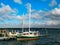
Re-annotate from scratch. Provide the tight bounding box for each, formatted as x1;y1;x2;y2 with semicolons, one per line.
0;0;60;28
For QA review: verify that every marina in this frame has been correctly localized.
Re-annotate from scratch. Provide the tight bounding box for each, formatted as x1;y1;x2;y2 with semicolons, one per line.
0;0;60;45
0;28;48;41
0;28;59;45
0;27;40;41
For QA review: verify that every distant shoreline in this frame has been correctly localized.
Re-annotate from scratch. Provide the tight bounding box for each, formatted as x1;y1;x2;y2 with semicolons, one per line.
0;28;59;30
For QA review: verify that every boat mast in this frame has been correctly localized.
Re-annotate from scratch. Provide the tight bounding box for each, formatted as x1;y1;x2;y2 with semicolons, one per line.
22;14;24;32
28;3;31;32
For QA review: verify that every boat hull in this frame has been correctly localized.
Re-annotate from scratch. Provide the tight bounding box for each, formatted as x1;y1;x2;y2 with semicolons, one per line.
17;38;38;40
16;36;39;41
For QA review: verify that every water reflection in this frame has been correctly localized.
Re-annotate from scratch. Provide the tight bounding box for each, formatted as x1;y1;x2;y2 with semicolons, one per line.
0;40;37;45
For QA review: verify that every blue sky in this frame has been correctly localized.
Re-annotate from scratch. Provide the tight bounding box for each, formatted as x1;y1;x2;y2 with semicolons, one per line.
0;0;60;28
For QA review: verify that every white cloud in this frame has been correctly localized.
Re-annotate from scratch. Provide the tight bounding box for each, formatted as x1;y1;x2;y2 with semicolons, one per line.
0;3;16;15
0;3;60;28
46;20;59;25
51;8;60;15
0;3;22;20
16;15;22;20
41;8;60;20
13;0;22;4
49;0;57;7
27;7;60;28
0;5;14;13
31;12;42;19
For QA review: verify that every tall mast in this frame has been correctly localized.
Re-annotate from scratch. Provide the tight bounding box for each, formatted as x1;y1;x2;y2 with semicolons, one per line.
22;14;24;32
28;3;31;32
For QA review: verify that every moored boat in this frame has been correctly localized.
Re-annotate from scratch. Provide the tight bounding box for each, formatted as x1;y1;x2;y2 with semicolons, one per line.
16;3;40;41
16;31;39;40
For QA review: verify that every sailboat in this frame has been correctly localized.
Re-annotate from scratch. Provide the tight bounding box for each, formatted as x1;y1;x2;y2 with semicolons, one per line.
16;3;40;40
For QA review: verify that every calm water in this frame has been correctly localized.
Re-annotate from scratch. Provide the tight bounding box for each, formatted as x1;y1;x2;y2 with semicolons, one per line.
0;28;60;45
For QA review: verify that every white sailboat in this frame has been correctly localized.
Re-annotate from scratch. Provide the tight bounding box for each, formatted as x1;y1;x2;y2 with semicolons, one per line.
16;3;40;40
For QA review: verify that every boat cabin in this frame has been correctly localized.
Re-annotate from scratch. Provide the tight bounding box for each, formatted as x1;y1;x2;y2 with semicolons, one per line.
21;31;39;37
